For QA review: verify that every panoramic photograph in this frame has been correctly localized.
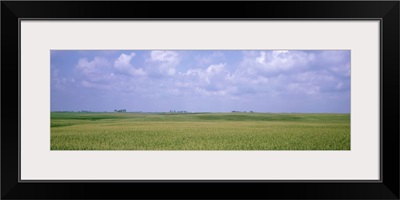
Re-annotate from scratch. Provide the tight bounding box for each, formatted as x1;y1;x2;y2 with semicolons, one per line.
51;50;350;150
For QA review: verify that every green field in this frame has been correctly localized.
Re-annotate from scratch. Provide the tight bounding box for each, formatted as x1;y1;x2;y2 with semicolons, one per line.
50;112;350;150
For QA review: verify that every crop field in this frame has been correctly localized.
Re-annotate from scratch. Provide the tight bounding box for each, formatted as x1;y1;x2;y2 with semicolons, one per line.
50;112;350;150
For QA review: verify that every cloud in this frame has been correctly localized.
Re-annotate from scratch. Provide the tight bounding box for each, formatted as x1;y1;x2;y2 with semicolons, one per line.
76;56;115;83
148;51;180;76
173;63;235;97
52;50;350;112
114;52;135;68
76;57;110;75
219;50;350;99
183;63;227;85
76;56;120;90
75;52;150;91
206;63;225;74
150;51;178;62
114;52;146;76
247;50;316;76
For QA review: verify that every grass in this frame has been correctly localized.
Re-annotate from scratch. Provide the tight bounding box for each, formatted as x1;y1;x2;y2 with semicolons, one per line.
50;112;350;150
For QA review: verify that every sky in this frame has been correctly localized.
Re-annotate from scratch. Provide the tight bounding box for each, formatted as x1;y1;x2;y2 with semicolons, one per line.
51;50;350;113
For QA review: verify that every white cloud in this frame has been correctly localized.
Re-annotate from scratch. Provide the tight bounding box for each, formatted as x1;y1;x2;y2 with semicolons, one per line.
53;50;351;112
150;51;178;63
73;51;346;99
168;51;347;99
76;57;110;75
76;56;116;83
227;50;349;97
173;63;233;97
206;63;225;74
240;51;316;77
114;52;135;68
272;50;289;56
75;55;145;91
184;63;227;85
114;52;146;76
148;51;180;76
256;51;267;64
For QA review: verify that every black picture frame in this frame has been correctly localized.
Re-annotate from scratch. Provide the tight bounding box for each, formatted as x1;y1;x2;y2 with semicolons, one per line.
2;1;399;199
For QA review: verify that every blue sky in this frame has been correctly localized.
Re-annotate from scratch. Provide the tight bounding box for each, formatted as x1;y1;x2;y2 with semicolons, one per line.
51;50;350;113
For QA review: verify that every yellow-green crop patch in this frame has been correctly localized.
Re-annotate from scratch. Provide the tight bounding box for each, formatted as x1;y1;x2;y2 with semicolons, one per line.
51;112;350;150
